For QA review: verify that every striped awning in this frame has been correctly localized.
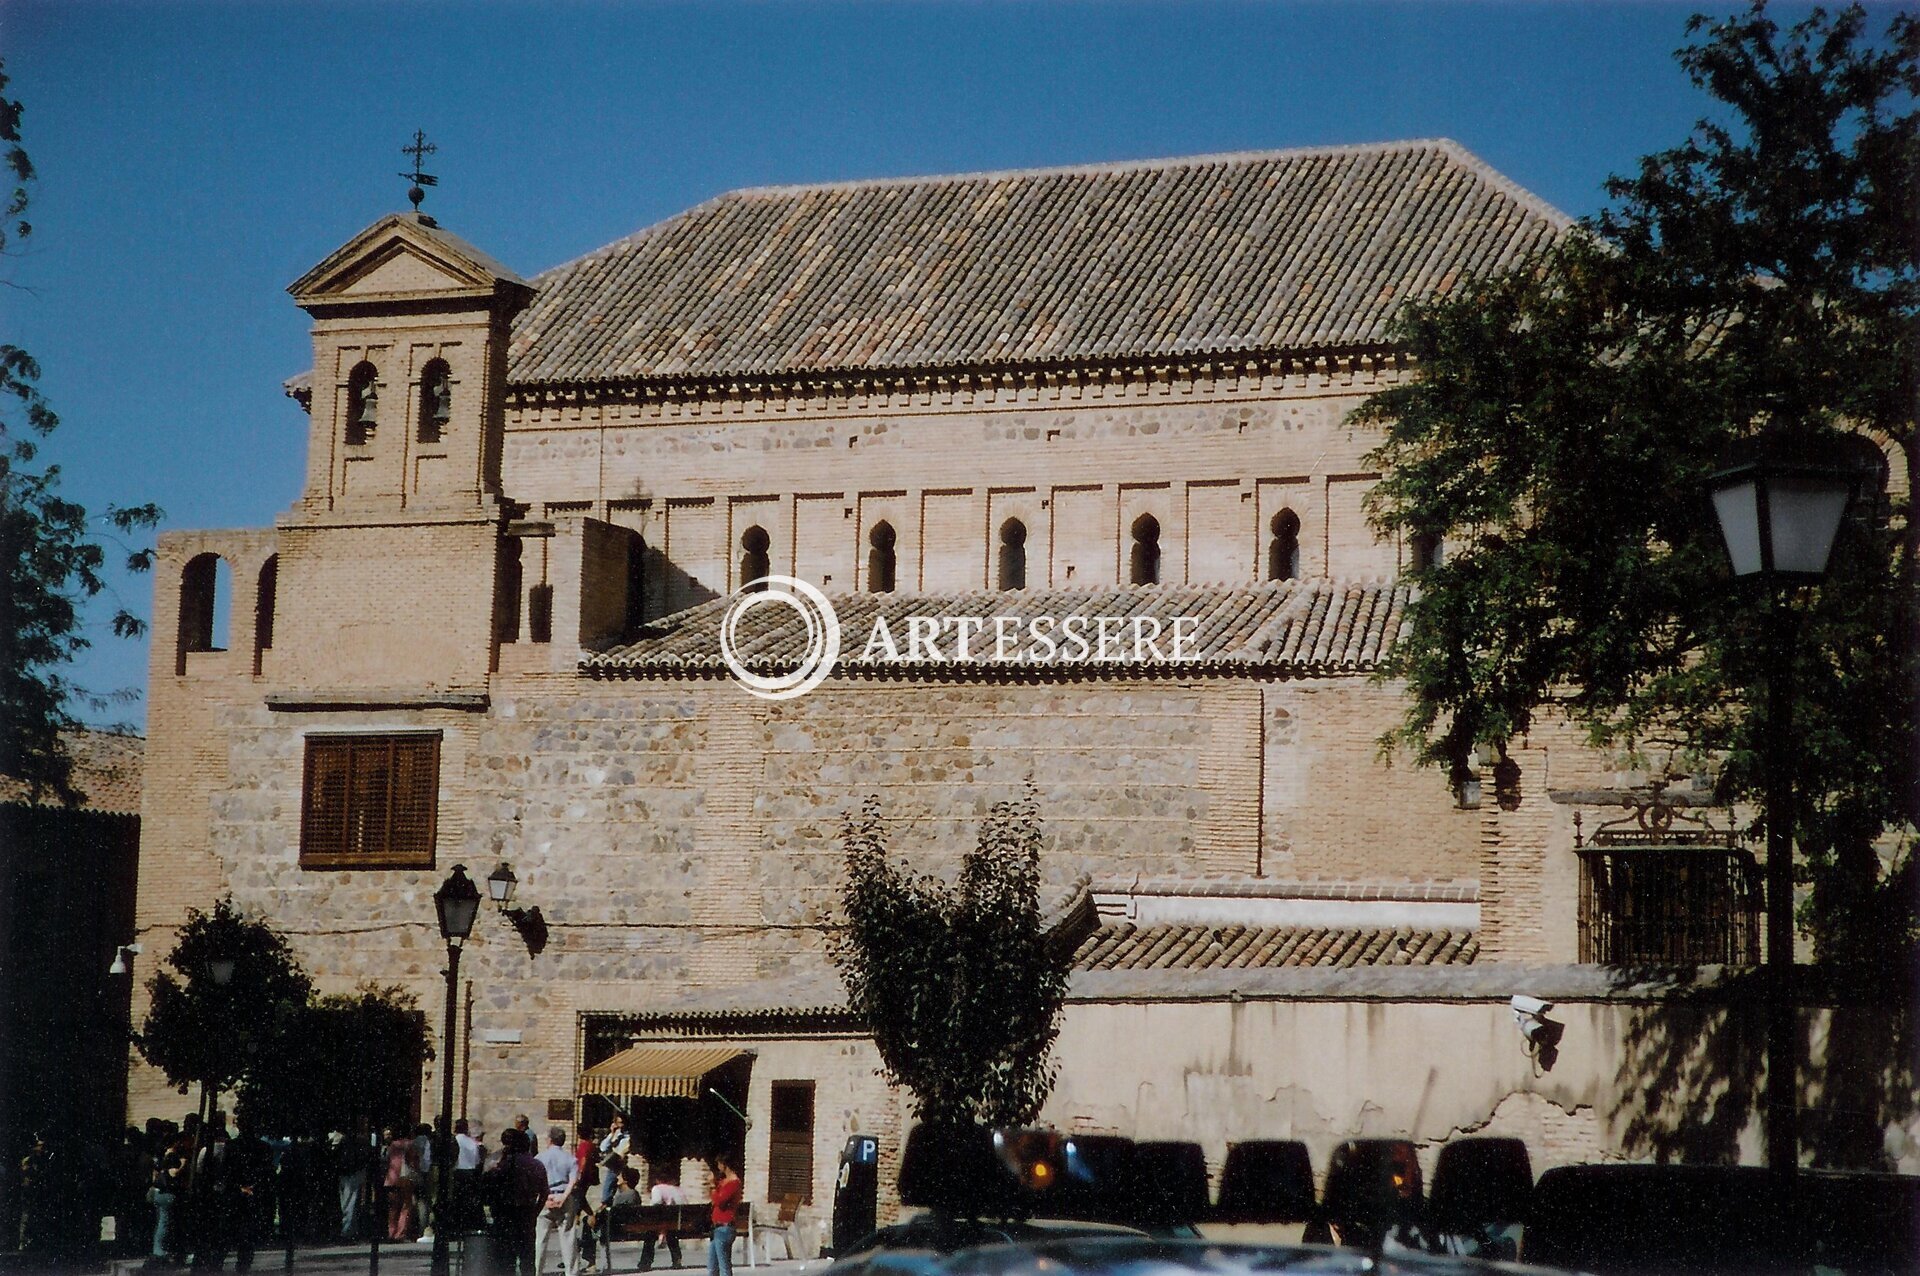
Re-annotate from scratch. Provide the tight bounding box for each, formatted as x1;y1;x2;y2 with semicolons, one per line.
577;1044;749;1100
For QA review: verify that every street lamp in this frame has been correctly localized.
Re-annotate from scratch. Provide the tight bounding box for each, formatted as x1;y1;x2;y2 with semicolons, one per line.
487;861;518;909
1706;432;1859;1181
430;865;481;1276
183;949;239;1204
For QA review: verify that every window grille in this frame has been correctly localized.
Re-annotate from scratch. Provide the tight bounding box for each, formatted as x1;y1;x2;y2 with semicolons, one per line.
300;733;440;869
1574;785;1760;965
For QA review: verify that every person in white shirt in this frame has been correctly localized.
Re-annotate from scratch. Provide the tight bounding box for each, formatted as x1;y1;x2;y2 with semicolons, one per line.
450;1120;484;1235
534;1127;579;1275
640;1170;687;1271
597;1115;631;1207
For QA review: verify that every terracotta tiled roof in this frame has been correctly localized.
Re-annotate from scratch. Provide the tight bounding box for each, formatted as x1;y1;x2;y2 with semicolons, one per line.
1073;922;1478;970
585;579;1410;678
1095;875;1479;904
0;729;144;815
509;140;1567;384
590;921;1477;1030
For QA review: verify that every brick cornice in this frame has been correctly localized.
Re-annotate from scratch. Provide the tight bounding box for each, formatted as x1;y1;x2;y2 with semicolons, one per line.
504;347;1412;426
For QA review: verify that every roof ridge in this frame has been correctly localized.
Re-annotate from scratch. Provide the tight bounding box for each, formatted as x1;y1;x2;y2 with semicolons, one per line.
724;139;1467;200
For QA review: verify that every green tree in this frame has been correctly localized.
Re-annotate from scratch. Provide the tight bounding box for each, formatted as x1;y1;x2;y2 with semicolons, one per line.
239;984;428;1138
0;56;160;800
831;785;1071;1125
137;898;314;1119
1355;3;1917;962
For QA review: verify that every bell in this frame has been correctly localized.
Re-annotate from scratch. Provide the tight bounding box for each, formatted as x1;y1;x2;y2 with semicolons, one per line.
356;383;379;427
430;378;452;426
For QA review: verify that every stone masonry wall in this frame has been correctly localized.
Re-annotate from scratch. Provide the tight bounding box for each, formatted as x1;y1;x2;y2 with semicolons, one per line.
127;668;1493;1133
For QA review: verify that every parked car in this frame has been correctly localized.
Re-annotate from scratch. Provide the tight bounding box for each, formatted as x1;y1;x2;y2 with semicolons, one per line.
1523;1162;1919;1274
832;1214;1151;1263
828;1233;1581;1276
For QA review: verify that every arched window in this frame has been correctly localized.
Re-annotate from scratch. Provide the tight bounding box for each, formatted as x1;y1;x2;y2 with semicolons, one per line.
740;526;771;592
1840;433;1893;526
867;522;897;594
176;552;230;673
253;554;278;675
997;519;1028;591
1410;531;1444;573
1268;509;1301;581
417;359;452;445
345;361;379;446
1129;514;1161;586
625;533;649;631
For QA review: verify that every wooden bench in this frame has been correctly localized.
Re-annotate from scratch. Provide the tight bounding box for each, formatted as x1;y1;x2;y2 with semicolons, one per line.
597;1202;721;1271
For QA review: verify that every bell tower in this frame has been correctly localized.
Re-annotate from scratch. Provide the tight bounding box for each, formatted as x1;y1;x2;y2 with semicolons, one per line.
272;212;533;693
286;212;529;514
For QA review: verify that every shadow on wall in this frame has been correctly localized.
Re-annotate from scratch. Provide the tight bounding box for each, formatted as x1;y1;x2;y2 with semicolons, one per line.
616;533;723;631
1610;964;1916;1170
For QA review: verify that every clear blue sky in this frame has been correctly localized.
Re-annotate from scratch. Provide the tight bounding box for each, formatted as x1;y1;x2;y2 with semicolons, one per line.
3;0;1821;729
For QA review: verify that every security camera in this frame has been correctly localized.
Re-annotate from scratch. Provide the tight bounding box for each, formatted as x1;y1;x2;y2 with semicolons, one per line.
1509;995;1564;1070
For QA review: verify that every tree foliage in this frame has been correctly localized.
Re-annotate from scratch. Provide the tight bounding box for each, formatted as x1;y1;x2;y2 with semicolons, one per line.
239;984;429;1138
0;56;160;800
1355;3;1918;962
137;898;314;1096
831;785;1071;1125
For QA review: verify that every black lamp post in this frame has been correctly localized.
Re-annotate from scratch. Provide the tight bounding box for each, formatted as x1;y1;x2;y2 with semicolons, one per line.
430;865;481;1276
183;951;238;1204
1706;434;1857;1180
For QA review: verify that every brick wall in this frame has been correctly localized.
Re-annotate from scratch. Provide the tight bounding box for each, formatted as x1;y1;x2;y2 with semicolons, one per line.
504;370;1419;609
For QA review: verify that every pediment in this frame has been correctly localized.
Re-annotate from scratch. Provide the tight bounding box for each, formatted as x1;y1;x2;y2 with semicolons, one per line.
289;213;526;308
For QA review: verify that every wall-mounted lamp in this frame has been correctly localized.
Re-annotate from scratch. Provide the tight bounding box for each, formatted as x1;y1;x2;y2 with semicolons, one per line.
108;943;144;975
488;861;548;957
487;862;518;909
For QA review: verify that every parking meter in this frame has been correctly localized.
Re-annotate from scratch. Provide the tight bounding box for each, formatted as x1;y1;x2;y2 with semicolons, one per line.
831;1134;879;1255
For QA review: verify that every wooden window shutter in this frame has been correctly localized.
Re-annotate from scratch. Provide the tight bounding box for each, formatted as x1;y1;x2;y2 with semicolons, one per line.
766;1081;816;1204
300;733;440;869
302;739;352;861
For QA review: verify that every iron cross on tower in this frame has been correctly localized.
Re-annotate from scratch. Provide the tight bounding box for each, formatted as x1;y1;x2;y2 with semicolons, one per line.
400;129;439;211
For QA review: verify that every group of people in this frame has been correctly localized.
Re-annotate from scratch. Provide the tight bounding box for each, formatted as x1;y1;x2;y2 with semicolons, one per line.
476;1112;743;1276
10;1109;744;1276
9;1111;297;1269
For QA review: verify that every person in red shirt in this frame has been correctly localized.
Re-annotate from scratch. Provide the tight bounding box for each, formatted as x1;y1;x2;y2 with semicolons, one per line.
706;1156;742;1276
570;1124;600;1273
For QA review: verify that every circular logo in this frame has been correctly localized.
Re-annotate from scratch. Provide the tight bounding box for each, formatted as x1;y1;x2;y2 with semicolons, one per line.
718;575;841;701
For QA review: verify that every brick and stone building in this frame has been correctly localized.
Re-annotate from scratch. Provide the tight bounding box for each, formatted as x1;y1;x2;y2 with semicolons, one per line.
128;141;1913;1233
